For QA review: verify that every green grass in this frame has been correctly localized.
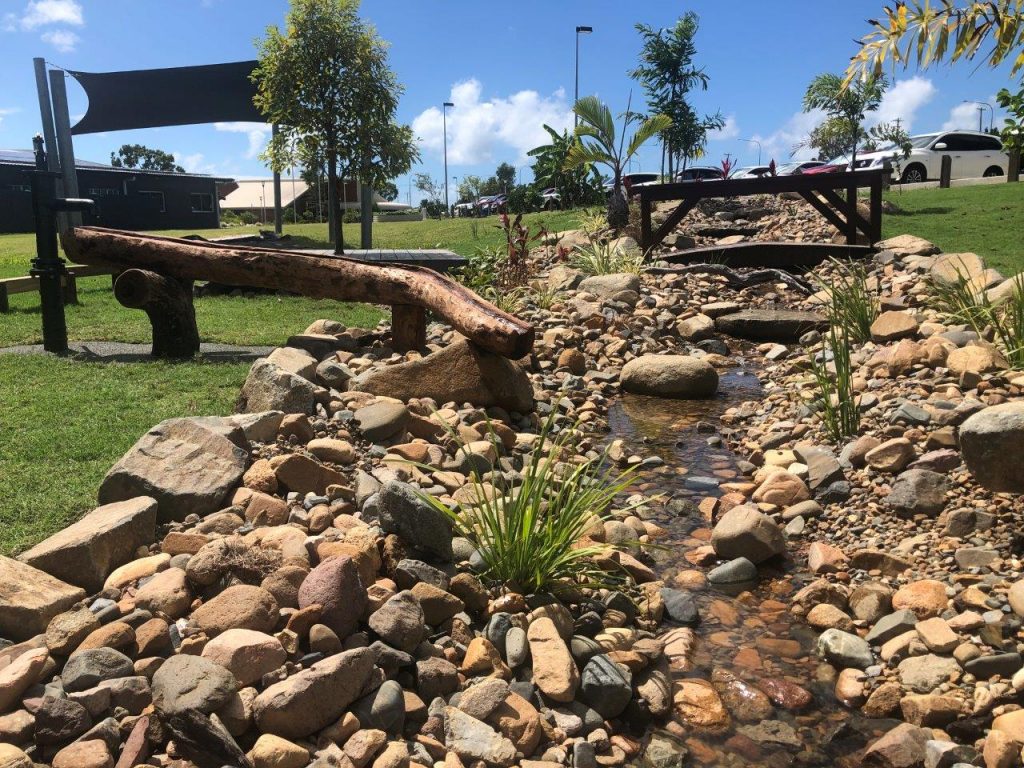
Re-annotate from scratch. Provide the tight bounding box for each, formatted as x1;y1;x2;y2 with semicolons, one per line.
882;183;1024;275
0;356;249;555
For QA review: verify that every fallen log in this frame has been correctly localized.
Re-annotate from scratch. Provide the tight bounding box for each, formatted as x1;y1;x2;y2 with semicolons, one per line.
62;227;534;358
114;268;200;359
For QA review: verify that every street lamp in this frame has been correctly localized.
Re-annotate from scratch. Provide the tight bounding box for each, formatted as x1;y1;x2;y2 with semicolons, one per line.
740;138;762;165
574;25;593;127
442;101;454;212
963;100;994;132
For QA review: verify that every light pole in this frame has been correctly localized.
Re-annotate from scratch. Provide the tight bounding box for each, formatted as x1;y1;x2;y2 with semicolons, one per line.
574;25;593;127
453;176;459;204
964;100;994;132
442;101;454;213
740;138;762;165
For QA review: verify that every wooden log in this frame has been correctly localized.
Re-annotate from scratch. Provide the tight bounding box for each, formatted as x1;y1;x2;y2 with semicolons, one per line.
62;227;534;359
391;304;426;352
113;268;200;359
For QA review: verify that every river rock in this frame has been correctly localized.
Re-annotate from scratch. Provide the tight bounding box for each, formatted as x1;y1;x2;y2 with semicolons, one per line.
192;584;279;636
153;654;238;715
368;591;426;652
297;555;367;639
863;722;931;767
352;339;534;413
98;417;248;522
885;469;949;516
527;617;578;703
870;311;919;343
876;234;939;257
61;648;134;692
897;654;961;693
17;497;157;593
239;358;316;414
579;654;632;719
620;355;718;398
201;629;287;686
252;647;375;739
0;648;48;713
378;480;454;561
444;706;517;767
817;628;873;669
714;309;827;341
710;506;785;564
959;402;1024;492
0;556;86;642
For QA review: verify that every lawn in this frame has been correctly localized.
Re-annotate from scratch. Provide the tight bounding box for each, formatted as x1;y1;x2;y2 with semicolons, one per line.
882;182;1024;275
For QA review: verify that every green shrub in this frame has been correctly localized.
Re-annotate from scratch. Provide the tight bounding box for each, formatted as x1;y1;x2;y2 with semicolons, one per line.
816;258;879;344
570;240;645;276
507;184;543;214
239;211;259;225
415;415;637;594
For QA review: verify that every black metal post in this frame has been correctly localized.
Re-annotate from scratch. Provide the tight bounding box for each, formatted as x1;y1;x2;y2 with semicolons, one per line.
27;134;94;354
28;135;68;353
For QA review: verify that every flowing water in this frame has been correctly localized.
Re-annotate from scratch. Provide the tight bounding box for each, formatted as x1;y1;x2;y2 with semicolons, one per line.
608;368;896;767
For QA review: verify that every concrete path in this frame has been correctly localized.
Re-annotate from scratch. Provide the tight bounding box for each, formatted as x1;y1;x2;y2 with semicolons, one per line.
0;341;272;363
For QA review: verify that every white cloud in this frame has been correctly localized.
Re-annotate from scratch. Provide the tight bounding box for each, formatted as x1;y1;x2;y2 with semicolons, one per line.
942;97;996;131
750;109;826;163
19;0;82;28
0;107;18;126
214;122;272;158
411;79;574;165
868;76;937;131
708;115;740;142
174;152;217;175
41;28;77;51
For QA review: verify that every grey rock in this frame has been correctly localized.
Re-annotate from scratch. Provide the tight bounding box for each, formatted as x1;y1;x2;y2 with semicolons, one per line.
239;357;316;414
351;679;405;733
817;628;873;669
885;469;950;516
61;648;134;692
579;654;632;719
378;480;454;561
960;402;1024;492
660;588;700;627
865;609;919;645
33;696;91;745
715;309;828;341
897;654;962;693
354;401;410;443
708;557;758;586
368;591;426;653
153;654;239;715
444;706;517;767
711;506;785;564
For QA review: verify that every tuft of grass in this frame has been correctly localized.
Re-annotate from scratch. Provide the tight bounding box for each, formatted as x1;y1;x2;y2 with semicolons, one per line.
416;416;638;594
928;267;1024;369
570;240;646;276
816;258;878;344
527;280;564;310
807;324;860;441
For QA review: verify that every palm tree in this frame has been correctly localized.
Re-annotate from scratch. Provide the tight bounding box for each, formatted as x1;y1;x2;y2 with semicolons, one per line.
845;1;1024;85
565;95;672;228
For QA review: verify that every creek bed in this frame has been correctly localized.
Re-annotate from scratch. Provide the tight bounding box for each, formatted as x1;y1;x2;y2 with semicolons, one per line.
608;368;896;767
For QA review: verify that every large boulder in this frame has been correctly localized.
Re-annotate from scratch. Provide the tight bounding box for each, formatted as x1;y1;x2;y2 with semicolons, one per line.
98;417;248;523
960;402;1024;492
620;355;718;398
714;309;828;341
711;506;786;564
378;481;454;562
238;358;317;415
578;273;641;300
875;234;940;257
18;497;157;593
0;556;86;642
930;252;987;287
351;339;534;413
252;647;376;739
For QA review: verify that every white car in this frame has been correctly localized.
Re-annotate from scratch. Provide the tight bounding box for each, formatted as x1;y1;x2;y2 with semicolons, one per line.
854;130;1009;184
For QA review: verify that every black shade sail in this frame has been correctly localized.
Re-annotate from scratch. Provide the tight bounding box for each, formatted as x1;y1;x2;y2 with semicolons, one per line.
69;60;264;135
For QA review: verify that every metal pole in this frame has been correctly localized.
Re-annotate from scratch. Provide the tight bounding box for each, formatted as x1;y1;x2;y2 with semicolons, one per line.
978;107;983;133
574;31;579;128
442;103;451;212
28;136;68;353
290;167;297;224
32;59;59;174
48;69;81;232
272;124;283;234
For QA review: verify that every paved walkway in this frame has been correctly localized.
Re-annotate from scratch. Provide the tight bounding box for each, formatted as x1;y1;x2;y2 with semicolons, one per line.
0;341;272;363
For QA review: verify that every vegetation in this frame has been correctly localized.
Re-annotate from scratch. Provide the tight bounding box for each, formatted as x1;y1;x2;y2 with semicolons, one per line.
255;0;418;250
416;416;636;593
630;11;723;174
566;95;671;228
109;144;185;173
996;83;1024;159
845;1;1024;84
528;125;606;209
803;72;887;167
570;240;645;276
808;324;860;441
928;266;1024;369
815;258;879;343
0;356;248;555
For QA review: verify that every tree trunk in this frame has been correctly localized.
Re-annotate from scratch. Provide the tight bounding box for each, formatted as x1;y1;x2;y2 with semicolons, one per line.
607;172;629;229
360;182;373;249
327;144;341;254
64;227;535;359
113;268;199;359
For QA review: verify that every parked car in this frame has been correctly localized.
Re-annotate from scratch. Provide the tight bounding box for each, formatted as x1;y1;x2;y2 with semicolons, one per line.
540;187;561;210
674;166;725;182
729;165;772;179
801;156;851;175
853;130;1009;183
774;160;827;175
453;202;476;217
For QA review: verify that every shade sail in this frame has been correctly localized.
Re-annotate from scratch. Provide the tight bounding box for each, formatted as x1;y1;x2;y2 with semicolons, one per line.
70;60;264;135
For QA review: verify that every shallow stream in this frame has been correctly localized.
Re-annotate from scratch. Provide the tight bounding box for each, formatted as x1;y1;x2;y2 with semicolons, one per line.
608;369;897;767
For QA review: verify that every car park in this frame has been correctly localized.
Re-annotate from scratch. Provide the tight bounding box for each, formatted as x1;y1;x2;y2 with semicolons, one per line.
853;130;1009;183
729;165;772;179
774;160;827;175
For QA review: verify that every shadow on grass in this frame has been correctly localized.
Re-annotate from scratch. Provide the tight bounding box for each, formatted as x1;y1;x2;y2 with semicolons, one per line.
888;206;954;216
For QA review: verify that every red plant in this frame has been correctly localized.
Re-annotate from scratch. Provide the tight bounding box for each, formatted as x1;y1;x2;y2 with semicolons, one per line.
720;156;738;178
495;213;547;288
768;159;777;176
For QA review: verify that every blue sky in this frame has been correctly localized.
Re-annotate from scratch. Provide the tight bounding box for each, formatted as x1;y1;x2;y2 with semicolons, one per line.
1;0;1018;204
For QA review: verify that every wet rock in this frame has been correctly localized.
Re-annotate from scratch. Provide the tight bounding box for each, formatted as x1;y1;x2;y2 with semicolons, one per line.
579;654;632;719
817;628;873;669
620;355;718;399
710;506;785;564
714;309;827;341
863;722;931;768
959;402;1024;492
660;588;699;626
707;557;757;587
352;339;534;413
98;417;248;522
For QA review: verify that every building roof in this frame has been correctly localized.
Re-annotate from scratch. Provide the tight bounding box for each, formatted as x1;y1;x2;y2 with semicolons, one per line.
0;148;232;181
221;178;310;209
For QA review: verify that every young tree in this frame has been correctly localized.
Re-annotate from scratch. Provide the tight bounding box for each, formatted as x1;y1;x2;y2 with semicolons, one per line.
110;144;184;173
630;12;720;175
528;125;603;209
494;162;516;191
457;175;483;202
803;73;887;167
845;1;1024;85
565;95;671;228
804;117;867;160
254;0;417;253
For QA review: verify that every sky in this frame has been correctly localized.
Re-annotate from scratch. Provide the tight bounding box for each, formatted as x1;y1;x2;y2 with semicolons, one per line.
0;0;1019;205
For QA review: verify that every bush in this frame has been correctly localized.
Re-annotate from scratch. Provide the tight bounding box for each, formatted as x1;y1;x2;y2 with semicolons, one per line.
422;200;447;219
415;415;637;593
239;211;259;225
570;240;645;276
506;184;543;214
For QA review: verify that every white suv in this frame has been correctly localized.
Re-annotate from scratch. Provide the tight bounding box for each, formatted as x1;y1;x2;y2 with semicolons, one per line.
854;130;1009;183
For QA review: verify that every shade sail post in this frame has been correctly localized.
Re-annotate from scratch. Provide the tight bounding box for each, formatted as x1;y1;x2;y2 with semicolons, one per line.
49;69;81;232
